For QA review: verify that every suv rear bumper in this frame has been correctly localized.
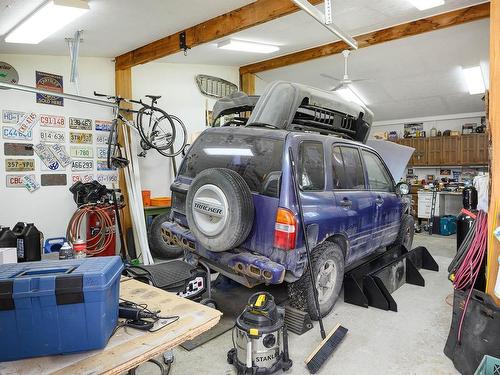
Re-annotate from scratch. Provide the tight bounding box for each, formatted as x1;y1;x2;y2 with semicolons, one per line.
161;221;286;285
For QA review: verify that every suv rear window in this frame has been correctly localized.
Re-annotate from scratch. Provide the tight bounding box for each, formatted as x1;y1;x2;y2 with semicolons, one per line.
299;141;325;191
180;132;284;196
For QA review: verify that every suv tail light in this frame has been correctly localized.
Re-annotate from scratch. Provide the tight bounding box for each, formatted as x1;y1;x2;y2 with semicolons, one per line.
274;208;297;250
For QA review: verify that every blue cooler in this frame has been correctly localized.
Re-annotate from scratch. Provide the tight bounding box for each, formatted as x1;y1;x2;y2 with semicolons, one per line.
0;256;123;361
440;215;457;236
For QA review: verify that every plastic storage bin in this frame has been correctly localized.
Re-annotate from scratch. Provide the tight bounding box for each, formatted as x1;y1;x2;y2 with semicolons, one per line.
474;355;500;375
0;256;123;361
440;215;457;236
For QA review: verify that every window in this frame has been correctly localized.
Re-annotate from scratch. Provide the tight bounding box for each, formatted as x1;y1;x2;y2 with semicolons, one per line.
362;150;394;192
180;132;283;196
299;141;325;191
331;146;365;190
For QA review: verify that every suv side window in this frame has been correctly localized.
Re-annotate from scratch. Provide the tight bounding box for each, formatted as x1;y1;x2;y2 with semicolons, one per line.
331;145;365;189
299;141;325;191
361;150;394;192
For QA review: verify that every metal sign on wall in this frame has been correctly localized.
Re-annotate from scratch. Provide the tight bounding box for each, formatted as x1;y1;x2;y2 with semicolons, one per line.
0;62;19;87
36;71;64;106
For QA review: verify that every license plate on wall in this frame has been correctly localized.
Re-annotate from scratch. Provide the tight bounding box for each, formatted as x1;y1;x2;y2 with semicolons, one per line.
5;159;35;172
97;173;118;185
72;159;94;171
95;133;109;144
69;117;92;130
40;129;65;143
96;147;108;159
39;114;65;128
2;126;33;141
70;131;93;144
96;160;115;171
95;120;113;132
72;174;94;184
6;174;35;188
2;110;25;124
70;146;93;158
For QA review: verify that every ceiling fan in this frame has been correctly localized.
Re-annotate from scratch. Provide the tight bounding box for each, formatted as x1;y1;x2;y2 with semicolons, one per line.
321;49;371;91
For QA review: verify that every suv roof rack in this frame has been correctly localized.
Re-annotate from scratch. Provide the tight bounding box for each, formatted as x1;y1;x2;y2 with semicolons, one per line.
212;81;373;143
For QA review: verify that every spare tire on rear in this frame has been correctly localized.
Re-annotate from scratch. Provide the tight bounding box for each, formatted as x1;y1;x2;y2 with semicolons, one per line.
186;168;254;252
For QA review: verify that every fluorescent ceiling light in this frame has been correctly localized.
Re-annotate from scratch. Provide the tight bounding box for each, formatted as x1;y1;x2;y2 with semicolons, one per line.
462;66;485;95
5;0;89;44
217;39;279;54
204;148;254;156
408;0;444;10
337;86;367;107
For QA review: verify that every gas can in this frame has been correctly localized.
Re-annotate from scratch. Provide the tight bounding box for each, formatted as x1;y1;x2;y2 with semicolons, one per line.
0;227;17;249
12;222;42;262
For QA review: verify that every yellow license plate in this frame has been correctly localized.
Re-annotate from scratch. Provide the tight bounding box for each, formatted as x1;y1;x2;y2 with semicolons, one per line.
70;132;93;144
5;158;35;172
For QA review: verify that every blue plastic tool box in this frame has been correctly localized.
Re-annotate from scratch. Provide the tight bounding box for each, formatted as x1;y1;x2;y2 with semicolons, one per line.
440;215;457;236
0;256;123;361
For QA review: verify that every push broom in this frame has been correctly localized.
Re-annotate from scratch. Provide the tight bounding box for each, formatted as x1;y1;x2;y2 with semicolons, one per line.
288;148;348;374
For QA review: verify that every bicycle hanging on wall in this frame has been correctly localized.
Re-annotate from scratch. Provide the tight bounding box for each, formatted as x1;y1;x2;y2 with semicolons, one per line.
93;92;187;170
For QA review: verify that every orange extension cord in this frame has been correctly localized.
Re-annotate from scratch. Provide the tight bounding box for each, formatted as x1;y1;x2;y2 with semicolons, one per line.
66;204;115;256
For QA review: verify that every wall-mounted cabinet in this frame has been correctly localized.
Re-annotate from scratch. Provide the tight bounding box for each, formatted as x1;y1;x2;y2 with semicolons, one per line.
396;133;488;166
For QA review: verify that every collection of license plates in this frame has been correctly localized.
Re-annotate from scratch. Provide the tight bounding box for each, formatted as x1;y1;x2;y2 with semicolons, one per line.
2;110;118;191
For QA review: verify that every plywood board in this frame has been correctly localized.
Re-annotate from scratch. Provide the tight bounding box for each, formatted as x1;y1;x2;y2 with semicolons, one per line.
0;278;222;375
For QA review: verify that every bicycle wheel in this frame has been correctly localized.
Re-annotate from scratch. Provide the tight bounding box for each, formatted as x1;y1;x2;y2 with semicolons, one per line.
107;119;129;169
107;119;119;169
154;114;187;158
137;106;176;151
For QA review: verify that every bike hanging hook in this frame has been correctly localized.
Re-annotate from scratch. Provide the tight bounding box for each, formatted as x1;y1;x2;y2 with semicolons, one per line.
179;31;190;56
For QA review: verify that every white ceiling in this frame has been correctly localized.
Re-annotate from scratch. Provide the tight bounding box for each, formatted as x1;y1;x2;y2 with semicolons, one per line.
255;18;489;121
0;0;490;122
161;0;486;66
0;0;255;57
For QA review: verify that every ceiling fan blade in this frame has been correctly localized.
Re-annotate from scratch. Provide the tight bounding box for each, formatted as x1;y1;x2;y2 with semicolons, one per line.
351;78;374;83
330;83;345;91
320;73;341;81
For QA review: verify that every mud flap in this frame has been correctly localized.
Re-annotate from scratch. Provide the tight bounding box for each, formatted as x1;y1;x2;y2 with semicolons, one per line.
344;245;439;311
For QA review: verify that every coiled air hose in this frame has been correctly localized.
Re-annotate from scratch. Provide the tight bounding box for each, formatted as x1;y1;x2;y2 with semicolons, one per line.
447;210;488;343
67;204;115;256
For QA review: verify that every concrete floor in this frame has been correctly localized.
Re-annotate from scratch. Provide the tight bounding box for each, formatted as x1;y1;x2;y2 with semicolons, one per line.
140;233;459;375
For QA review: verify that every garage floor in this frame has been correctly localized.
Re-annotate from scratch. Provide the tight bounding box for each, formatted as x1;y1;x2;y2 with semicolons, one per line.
140;233;459;375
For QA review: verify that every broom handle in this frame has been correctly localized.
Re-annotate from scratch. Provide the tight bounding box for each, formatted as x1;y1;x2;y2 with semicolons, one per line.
288;148;326;339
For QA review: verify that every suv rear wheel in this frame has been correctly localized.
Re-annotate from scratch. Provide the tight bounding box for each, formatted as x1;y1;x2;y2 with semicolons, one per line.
287;242;344;320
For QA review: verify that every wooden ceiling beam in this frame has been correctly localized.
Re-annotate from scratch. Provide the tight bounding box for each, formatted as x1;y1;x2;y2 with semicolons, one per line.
240;2;490;75
115;0;323;71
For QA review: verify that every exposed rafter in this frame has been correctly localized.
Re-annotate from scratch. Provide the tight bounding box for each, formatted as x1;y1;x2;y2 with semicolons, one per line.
240;2;490;75
115;0;323;70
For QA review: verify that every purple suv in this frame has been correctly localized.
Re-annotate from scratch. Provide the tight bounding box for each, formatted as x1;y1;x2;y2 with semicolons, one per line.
161;82;413;318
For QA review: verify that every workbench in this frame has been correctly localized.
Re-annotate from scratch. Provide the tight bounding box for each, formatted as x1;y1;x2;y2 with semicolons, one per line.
0;278;222;375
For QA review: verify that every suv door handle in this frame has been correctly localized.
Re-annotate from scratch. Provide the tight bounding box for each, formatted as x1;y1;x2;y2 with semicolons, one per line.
340;198;352;208
375;196;384;206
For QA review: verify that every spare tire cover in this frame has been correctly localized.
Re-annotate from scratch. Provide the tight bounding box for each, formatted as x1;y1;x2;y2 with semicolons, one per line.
186;168;254;252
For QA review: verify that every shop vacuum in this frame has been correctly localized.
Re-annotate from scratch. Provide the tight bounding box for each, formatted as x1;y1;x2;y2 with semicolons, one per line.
227;292;292;375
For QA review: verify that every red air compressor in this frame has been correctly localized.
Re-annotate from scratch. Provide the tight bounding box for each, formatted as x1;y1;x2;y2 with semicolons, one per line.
87;205;117;257
68;181;123;258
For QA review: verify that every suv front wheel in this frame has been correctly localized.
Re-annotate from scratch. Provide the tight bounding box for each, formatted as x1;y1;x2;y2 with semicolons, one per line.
287;242;344;320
